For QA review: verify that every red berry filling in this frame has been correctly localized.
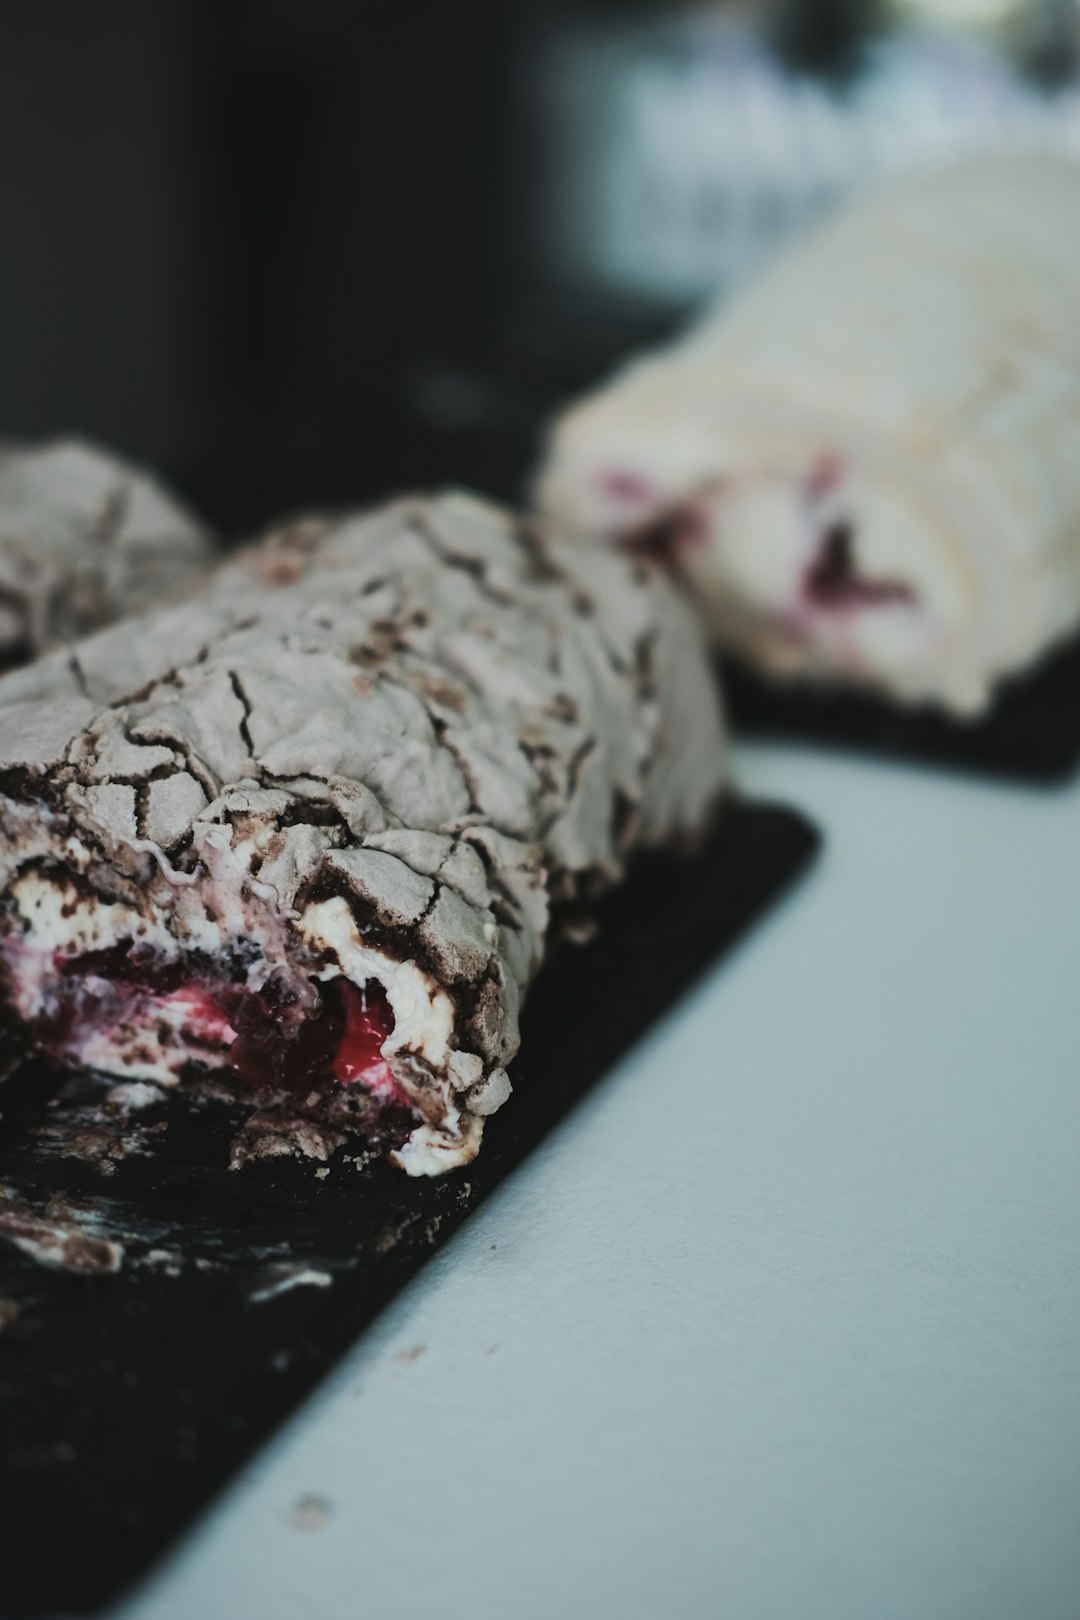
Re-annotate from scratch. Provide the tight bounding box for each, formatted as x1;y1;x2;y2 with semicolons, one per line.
43;940;401;1103
333;981;396;1091
599;470;657;506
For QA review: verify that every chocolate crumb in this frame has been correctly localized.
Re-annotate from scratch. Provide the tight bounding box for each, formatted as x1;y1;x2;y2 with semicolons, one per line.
288;1493;332;1532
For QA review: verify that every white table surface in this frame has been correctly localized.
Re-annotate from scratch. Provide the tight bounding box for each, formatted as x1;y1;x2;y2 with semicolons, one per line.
119;740;1080;1620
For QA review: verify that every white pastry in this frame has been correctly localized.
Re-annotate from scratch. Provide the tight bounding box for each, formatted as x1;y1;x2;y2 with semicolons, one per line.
537;155;1080;715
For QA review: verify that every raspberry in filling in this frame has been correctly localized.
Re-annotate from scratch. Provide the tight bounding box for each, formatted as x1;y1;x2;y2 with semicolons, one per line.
39;940;400;1105
804;522;915;610
332;981;397;1093
599;470;658;507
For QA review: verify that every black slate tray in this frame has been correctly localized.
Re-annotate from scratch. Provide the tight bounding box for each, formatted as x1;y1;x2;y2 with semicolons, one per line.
0;798;818;1619
721;633;1080;784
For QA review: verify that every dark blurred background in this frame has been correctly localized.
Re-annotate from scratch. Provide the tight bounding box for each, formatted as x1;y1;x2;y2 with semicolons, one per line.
1;0;1078;534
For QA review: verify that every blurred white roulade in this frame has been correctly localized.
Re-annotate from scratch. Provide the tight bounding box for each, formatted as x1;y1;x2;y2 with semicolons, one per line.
536;154;1080;714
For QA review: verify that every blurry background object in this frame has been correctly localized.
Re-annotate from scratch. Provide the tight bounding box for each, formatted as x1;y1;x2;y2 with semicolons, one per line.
529;0;1080;315
0;0;519;530
528;5;858;309
0;0;1078;532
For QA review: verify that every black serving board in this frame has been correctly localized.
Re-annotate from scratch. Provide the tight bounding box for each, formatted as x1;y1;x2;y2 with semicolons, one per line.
721;633;1080;784
0;799;818;1620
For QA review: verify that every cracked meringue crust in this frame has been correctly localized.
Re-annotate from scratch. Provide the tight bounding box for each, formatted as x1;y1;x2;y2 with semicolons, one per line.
0;492;727;1174
0;438;212;665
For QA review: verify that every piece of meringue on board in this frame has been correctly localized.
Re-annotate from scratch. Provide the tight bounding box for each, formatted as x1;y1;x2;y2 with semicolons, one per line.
536;154;1080;717
0;493;727;1175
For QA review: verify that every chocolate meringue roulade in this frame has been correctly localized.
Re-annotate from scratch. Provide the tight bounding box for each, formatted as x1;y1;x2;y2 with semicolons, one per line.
0;493;726;1174
0;438;212;668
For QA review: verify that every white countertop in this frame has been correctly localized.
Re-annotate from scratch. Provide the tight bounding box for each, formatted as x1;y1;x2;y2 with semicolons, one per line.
120;741;1080;1620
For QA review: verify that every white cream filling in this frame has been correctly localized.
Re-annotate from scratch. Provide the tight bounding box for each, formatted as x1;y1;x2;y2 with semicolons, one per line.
296;895;454;1068
391;1114;485;1178
11;874;171;962
78;991;234;1085
4;876;175;1022
665;472;970;701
